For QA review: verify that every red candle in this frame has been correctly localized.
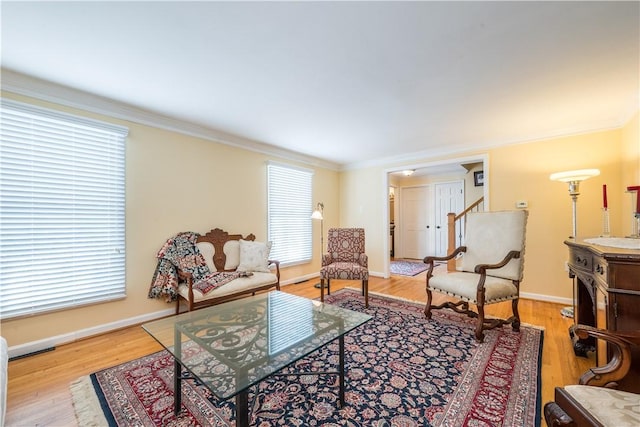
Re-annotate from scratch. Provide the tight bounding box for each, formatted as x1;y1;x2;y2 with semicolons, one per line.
603;184;608;209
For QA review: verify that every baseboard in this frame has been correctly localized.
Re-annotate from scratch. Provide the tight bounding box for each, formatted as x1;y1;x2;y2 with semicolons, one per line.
279;273;318;286
520;291;572;306
7;308;174;359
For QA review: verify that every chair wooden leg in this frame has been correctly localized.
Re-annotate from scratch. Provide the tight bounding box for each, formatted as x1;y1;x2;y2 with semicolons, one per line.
475;302;486;342
320;279;325;302
511;299;521;331
425;289;433;319
175;298;181;315
363;279;369;307
327;279;331;295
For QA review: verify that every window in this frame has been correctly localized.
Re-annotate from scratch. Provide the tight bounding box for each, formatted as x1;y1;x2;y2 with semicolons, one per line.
267;162;313;266
0;99;128;320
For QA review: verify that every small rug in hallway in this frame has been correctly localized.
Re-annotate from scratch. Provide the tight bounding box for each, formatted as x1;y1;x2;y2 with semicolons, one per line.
71;289;543;427
390;259;430;276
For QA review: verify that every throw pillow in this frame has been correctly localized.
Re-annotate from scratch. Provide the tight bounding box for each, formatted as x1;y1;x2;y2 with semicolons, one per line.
237;240;272;273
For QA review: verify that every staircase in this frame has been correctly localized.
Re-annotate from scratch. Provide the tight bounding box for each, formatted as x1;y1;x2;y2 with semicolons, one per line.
446;197;484;271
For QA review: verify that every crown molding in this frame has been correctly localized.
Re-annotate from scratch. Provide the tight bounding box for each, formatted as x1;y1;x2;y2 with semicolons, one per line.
343;117;631;171
3;69;635;174
1;69;341;171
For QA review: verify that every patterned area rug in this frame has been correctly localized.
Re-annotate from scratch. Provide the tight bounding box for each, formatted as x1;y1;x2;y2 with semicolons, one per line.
390;259;430;276
70;289;543;426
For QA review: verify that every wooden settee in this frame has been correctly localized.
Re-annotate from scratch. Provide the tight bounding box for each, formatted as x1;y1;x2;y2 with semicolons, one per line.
175;228;280;313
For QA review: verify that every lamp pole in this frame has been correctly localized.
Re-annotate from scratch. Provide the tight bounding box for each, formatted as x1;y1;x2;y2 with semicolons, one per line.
311;202;324;289
568;180;580;239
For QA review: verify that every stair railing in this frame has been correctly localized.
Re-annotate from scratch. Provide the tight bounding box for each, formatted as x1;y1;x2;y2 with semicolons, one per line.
446;197;484;271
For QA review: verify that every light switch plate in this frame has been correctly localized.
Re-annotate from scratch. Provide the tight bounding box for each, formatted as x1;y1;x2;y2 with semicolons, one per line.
516;201;528;208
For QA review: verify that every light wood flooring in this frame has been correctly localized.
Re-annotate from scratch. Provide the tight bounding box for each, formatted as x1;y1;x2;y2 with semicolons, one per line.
5;268;593;426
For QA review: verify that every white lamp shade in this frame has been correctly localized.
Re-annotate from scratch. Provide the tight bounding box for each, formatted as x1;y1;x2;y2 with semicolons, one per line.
549;169;600;182
311;210;323;220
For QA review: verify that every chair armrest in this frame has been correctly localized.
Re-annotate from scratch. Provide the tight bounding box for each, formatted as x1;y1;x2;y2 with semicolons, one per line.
424;246;466;265
424;247;466;277
177;270;195;302
575;325;640;388
321;254;332;267
543;400;575;427
473;250;521;274
576;325;640;346
177;269;193;282
359;253;368;268
268;260;281;282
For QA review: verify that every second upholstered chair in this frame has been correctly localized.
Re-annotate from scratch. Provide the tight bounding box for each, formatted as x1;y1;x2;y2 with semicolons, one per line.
320;228;369;307
423;210;528;342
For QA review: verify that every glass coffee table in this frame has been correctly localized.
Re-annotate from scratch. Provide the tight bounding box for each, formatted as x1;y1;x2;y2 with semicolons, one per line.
142;291;372;426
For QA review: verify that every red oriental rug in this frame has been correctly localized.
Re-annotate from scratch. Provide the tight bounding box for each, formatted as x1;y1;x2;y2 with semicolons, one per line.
70;289;543;426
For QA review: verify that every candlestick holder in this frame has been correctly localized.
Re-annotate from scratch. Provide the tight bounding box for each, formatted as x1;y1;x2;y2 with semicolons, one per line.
600;207;611;237
627;186;640;238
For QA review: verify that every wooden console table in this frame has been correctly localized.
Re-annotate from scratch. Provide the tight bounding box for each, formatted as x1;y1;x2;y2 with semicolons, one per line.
565;238;640;391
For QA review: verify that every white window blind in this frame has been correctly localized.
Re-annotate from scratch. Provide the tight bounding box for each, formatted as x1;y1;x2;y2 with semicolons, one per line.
0;99;128;320
267;162;313;266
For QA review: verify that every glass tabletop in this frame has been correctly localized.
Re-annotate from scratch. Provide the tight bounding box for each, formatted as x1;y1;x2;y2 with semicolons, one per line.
142;291;372;400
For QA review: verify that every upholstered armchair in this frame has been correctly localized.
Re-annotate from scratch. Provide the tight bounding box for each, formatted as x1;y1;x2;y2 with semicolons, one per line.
320;228;369;307
544;325;640;426
423;210;528;342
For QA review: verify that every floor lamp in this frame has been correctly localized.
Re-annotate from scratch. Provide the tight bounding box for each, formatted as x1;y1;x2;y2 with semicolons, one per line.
550;168;600;238
311;202;324;289
550;168;600;318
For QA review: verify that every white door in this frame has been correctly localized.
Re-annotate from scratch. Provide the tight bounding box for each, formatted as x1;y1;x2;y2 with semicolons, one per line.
400;186;430;259
434;181;464;256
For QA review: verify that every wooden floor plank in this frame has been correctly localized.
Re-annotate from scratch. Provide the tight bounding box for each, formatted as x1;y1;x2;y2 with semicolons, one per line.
5;271;594;426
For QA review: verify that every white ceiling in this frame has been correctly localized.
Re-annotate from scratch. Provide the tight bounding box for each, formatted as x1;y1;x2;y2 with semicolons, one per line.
1;1;638;169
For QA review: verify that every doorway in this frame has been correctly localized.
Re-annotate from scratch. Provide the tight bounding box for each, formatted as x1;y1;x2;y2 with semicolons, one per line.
397;181;464;259
383;155;488;278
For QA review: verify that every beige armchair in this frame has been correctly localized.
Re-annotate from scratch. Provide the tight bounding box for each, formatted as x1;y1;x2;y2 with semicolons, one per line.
320;228;369;307
423;210;528;342
544;325;640;426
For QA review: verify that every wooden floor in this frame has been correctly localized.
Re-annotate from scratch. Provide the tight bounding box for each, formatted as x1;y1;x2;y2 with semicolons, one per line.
6;270;594;426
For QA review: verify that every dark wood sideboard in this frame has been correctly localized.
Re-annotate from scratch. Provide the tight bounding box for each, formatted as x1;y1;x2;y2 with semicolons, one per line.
565;238;640;392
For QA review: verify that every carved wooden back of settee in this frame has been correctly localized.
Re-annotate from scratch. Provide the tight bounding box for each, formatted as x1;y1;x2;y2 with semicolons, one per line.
196;228;255;272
